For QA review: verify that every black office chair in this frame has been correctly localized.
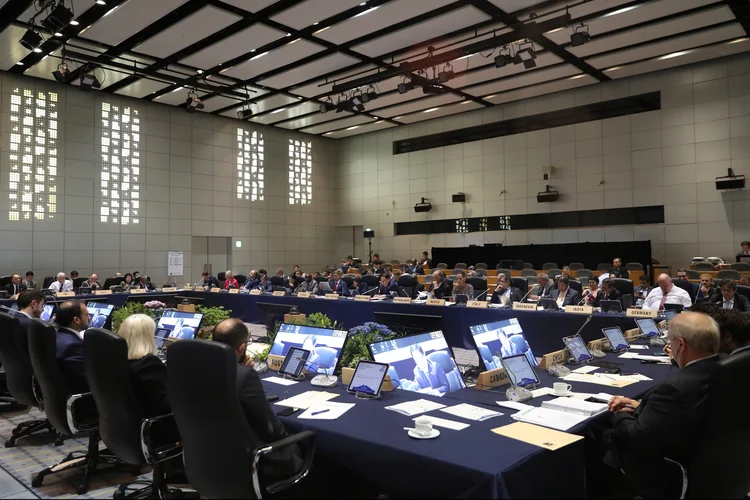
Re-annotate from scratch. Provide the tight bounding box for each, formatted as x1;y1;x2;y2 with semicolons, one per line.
235;274;246;286
455;263;467;269
475;263;488;270
436;263;447;269
611;278;634;296
0;313;57;447
520;269;537;277
496;269;511;280
547;269;562;279
523;262;534;269
730;262;750;271
73;277;86;290
467;278;487;298
362;275;379;288
28;319;122;494
576;269;593;278
568;280;582;294
0;275;12;288
596;263;612;272
568;262;584;270
625;262;643;271
341;276;354;288
83;329;190;499
397;275;418;298
511;277;528;293
693;262;714;271
673;279;698;303
686;270;701;280
735;285;750;302
167;340;316;499
542;262;557;270
313;276;327;283
42;276;54;289
475;269;487;277
717;270;742;281
269;276;285;287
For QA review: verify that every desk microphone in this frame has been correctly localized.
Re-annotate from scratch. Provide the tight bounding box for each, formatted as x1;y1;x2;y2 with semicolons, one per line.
293;283;304;294
577;290;591;306
364;286;379;296
520;284;539;303
474;288;489;301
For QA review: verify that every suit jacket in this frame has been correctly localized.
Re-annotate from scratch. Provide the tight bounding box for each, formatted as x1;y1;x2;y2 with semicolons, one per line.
538;282;554;298
491;286;523;305
297;280;319;294
430;280;452;299
407;265;424;275
128;355;170;418
136;281;156;291
236;364;302;482
81;280;101;290
551;288;580;307
16;312;32;354
695;286;716;303
710;292;750;312
330;279;349;296
5;283;27;295
593;287;622;307
412;359;450;396
611;356;720;498
55;327;88;395
244;277;260;290
611;268;630;279
200;276;220;289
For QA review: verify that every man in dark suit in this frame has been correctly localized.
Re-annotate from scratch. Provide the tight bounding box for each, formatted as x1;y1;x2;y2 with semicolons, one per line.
55;300;90;395
529;273;554;301
610;257;630;279
711;279;750;313
15;290;45;353
696;274;717;303
593;278;622;307
550;277;580;307
341;256;354;274
5;274;26;296
737;240;750;262
199;271;219;289
606;312;721;498
329;270;349;296
420;251;432;269
212;318;302;482
712;308;750;355
377;274;396;295
429;270;452;299
491;274;522;306
135;275;156;291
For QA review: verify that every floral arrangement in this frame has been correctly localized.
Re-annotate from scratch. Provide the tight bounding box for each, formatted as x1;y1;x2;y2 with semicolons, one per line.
341;322;395;369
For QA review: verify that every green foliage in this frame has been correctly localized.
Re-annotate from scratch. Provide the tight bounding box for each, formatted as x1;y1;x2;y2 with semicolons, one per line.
195;305;231;328
111;303;230;338
111;302;151;333
340;322;395;369
304;312;341;330
254;345;271;363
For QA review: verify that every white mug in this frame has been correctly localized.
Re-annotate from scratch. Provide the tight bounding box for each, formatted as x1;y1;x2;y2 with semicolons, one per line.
553;382;572;395
414;416;434;436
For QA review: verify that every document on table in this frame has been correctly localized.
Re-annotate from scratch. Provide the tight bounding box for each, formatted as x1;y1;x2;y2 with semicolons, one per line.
440;403;503;421
298;402;354;420
263;376;298;386
384;399;446;416
510;406;591;432
530;387;555;398
571;365;599;374
414;416;469;431
492;422;584;451
496;401;534;412
275;391;339;409
620;352;670;363
561;373;635;388
629;345;649;350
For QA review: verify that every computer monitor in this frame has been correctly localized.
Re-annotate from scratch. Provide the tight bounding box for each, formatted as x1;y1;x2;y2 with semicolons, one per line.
270;324;349;376
635;318;660;338
663;303;684;312
602;326;630;352
373;312;443;336
500;353;539;389
155;310;203;342
563;334;593;364
256;302;297;332
86;302;115;329
41;304;55;322
599;299;623;313
664;309;678;324
368;331;465;397
0;305;19;316
469;318;536;372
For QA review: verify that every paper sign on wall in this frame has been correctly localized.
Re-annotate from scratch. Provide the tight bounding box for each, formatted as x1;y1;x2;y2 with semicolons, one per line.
168;251;184;277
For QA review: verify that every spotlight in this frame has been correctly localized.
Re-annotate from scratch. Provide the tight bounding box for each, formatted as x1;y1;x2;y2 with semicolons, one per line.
422;84;445;95
397;80;415;94
42;4;74;32
319;100;335;114
80;73;101;90
494;53;513;68
361;89;377;103
570;24;590;47
184;94;204;112
236;106;253;119
351;94;364;106
437;64;454;83
514;46;536;69
19;29;43;51
52;63;69;82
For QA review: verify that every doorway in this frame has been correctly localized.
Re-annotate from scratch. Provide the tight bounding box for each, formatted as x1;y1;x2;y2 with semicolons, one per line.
191;237;231;281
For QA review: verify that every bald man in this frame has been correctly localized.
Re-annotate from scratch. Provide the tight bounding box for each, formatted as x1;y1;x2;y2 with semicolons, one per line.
606;312;721;498
642;273;692;310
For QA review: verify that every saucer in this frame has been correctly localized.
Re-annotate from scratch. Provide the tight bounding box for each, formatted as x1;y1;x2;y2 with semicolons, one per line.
407;428;440;440
552;391;573;397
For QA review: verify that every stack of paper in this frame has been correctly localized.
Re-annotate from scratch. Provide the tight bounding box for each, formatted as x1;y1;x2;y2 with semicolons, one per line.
384;399;446;416
561;373;636;388
510;406;591;431
263;376;298;386
440;403;503;421
541;398;608;417
275;391;339;409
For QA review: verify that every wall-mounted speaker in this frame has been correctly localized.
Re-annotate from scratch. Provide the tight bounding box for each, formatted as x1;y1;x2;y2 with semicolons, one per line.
452;193;466;203
536;185;560;203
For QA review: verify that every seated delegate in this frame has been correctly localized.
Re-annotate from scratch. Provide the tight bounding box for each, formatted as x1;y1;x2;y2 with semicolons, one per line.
55;300;90;395
15;290;46;352
592;278;621;307
48;272;73;293
491;274;522;305
222;270;239;290
710;279;750;313
428;271;452;299
451;271;474;299
5;274;26;296
642;274;692;310
551;276;580;307
409;344;449;397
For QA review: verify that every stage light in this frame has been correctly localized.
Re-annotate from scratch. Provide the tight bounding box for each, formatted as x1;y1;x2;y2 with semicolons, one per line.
52;63;69;82
237;107;253;119
515;46;536;69
437;64;454;83
42;4;74;32
397;80;415;94
80;72;101;90
570;24;590;47
19;29;43;51
184;91;204;112
494;53;513;68
319;100;335;114
361;87;378;103
422;84;445;95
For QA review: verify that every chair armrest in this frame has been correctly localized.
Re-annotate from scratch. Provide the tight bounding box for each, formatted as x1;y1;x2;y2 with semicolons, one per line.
66;393;98;434
251;430;316;498
140;413;183;464
32;375;44;408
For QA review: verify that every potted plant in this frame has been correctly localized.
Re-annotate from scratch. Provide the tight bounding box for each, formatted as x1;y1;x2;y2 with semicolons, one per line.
194;305;231;340
340;322;394;385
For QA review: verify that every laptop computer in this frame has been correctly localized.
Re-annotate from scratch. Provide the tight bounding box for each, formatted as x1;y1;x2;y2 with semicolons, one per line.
599;300;622;313
539;298;559;310
318;281;332;292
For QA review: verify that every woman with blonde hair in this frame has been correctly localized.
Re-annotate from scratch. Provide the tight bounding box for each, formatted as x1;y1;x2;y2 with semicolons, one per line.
118;314;169;418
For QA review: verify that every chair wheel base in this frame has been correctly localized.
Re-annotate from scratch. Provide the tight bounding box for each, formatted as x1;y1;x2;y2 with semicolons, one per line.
31;476;43;488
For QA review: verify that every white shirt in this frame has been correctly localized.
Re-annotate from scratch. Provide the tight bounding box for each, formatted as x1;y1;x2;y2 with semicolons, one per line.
723;298;734;309
643;285;692;310
49;280;73;293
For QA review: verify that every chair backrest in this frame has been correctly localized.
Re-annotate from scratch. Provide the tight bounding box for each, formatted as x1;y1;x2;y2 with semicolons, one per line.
579;276;589;285
686;270;701;280
83;329;145;465
526;276;539;285
575;269;593;278
0;313;38;407
167;340;257;499
475;263;488;270
568;280;582;293
436;263;447;269
596;263;611;272
542;262;557;270
341;276;354;287
423;275;433;283
363;275;379;287
398;275;417;288
454;263;467;269
28;319;72;435
42;276;54;289
706;257;723;266
217;272;226;282
475;269;487;277
450;268;462;275
717;270;741;280
611;278;634;296
467;278;487;293
735;285;750;302
235;274;246;285
511;277;527;292
313;276;327;283
625;262;643;271
547;269;562;279
693;262;715;271
496;269;511;280
730;263;750;271
520;269;537;277
523;262;534;269
672;279;697;302
0;275;11;287
568;262;584;270
73;277;86;289
269;276;284;286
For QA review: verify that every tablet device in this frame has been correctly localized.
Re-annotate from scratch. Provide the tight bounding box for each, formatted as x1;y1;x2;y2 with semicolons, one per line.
500;353;539;389
539;298;559;310
602;326;629;352
563;334;593;363
347;360;389;397
454;294;468;305
664;309;677;323
41;304;55;322
469;318;537;371
279;347;310;378
154;328;171;349
663;303;684;312
599;300;622;313
635;318;660;338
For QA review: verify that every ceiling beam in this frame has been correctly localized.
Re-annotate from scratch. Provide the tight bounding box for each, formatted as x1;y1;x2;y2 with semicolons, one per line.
0;0;34;34
724;0;750;36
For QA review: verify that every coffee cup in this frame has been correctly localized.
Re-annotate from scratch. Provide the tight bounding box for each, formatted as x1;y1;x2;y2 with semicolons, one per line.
553;382;572;395
414;416;434;436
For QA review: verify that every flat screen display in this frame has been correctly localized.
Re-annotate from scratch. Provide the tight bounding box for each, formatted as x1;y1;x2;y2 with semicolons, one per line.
270;324;348;376
603;327;629;351
664;309;677;323
369;331;465;397
501;353;539;388
86;302;115;329
563;334;593;363
469;318;536;372
155;311;203;341
636;318;660;338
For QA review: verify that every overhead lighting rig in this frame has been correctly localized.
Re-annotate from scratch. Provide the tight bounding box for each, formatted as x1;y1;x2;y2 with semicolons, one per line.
494;45;513;68
570;23;590;47
184;89;204;112
79;64;101;90
19;1;78;54
513;41;537;69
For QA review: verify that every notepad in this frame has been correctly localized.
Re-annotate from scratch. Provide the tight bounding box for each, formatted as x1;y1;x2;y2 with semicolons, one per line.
263;376;298;386
510;406;591;431
384;399;446;416
275;391;339;409
561;373;636;388
440;403;503;421
541;398;608;417
492;422;584;450
298;402;354;420
496;401;534;412
571;365;599;374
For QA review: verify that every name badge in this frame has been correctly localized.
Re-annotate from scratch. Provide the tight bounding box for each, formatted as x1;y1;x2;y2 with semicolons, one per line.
228;288;240;294
297;291;312;298
393;297;412;304
539;349;568;369
162;287;177;292
476;367;510;389
56;291;75;297
210;287;221;293
354;295;371;302
325;293;340;300
564;305;592;314
426;298;445;306
94;289;112;295
273;290;286;297
184;284;194;291
626;308;657;318
512;302;537;310
130;289;146;294
588;338;609;351
249;289;262;295
467;300;488;309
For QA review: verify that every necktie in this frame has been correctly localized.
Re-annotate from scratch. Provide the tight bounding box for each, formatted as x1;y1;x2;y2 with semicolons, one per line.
334;282;338;292
659;293;667;310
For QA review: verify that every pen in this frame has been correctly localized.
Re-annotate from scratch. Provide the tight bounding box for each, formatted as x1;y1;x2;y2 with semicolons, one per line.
311;409;330;416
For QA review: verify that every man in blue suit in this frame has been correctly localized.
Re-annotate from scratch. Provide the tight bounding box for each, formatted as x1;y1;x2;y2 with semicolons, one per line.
550;277;580;307
329;270;349;296
55;300;90;395
243;270;260;290
410;345;449;396
15;290;45;353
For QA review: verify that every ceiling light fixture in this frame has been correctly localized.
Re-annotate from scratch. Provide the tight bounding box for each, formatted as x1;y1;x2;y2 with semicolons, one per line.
422;84;445;95
80;71;101;91
319;98;336;114
69;20;79;25
54;32;63;37
603;5;640;17
184;90;204;112
19;29;43;51
16;61;23;66
423;107;439;113
513;43;536;69
52;62;70;82
494;45;513;68
658;50;691;60
43;4;74;32
397;78;415;94
437;63;455;83
353;6;379;18
237;107;253;120
727;37;748;44
570;23;590;47
96;0;106;4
